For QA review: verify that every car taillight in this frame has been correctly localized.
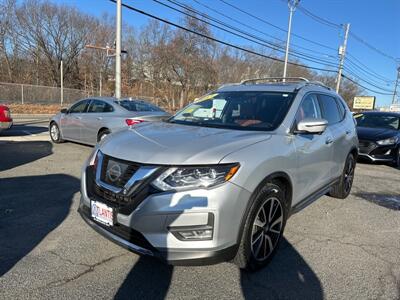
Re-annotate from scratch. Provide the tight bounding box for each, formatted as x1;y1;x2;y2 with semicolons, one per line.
125;119;145;126
4;109;10;118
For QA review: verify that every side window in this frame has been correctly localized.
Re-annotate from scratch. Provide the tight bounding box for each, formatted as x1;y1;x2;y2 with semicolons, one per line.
88;100;114;113
295;94;321;123
335;97;346;120
69;100;89;114
318;94;341;124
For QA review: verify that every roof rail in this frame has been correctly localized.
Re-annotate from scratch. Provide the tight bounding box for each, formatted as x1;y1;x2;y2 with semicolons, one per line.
307;81;332;90
217;82;241;89
240;77;309;85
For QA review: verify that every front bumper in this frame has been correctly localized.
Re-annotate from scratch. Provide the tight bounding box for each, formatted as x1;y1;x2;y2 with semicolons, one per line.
79;166;251;265
358;140;397;162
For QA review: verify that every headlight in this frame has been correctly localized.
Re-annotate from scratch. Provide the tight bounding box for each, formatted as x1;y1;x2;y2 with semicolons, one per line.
88;148;100;169
376;137;398;146
152;164;240;191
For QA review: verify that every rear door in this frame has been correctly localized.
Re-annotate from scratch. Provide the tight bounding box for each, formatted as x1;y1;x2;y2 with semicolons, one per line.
60;99;90;140
293;93;334;201
80;100;115;144
317;94;348;179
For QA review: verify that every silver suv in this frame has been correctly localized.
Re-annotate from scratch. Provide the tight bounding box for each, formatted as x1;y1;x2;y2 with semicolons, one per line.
79;78;358;271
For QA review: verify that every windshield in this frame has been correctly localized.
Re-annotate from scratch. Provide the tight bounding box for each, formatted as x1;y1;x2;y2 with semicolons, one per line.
117;100;165;112
169;91;295;131
355;113;400;130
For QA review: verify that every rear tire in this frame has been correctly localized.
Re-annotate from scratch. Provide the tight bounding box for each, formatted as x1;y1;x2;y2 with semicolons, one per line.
97;129;110;142
234;183;288;271
329;153;355;199
49;122;64;143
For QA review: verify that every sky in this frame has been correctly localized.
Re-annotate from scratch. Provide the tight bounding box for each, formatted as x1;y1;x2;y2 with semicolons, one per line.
58;0;399;107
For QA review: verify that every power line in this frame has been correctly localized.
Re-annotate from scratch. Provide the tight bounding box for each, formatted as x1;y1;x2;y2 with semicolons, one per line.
218;0;338;51
191;0;336;57
114;0;337;73
345;58;395;86
347;53;396;83
342;73;393;95
153;0;338;68
343;67;394;93
349;32;398;63
287;0;399;75
297;5;341;29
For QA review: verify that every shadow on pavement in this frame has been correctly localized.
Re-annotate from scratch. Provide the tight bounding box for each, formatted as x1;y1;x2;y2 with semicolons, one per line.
0;124;48;137
114;238;322;299
0;141;52;171
240;238;323;299
0;174;80;276
354;192;400;210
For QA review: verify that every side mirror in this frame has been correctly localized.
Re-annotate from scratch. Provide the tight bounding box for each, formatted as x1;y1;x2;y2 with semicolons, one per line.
296;118;328;134
60;108;68;114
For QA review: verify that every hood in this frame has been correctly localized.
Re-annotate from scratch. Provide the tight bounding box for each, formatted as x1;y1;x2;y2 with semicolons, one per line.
356;126;399;141
100;121;271;165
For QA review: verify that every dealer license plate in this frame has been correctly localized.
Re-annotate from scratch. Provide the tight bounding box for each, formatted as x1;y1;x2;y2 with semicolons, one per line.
91;200;114;226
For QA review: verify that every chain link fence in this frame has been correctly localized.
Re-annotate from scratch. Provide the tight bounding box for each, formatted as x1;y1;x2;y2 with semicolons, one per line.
0;81;216;112
0;82;89;105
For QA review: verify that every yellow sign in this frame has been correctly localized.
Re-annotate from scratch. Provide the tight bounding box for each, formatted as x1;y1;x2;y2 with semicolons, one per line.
353;96;375;110
194;93;219;103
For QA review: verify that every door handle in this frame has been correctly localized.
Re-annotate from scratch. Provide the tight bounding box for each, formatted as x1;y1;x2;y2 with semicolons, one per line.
74;116;81;120
345;130;351;135
325;138;333;145
96;117;103;120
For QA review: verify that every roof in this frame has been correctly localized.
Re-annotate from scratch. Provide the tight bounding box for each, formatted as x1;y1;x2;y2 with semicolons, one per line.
87;96;152;104
216;77;333;94
217;82;332;94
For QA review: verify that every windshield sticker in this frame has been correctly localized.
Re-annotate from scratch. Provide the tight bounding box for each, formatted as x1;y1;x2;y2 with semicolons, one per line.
194;93;219;103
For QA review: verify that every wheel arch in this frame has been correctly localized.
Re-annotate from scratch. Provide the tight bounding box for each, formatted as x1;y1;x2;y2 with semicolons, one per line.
97;127;110;141
349;146;358;160
235;171;293;245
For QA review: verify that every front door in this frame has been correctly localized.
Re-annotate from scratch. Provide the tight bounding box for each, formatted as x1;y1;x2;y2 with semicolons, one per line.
59;99;89;141
292;93;334;202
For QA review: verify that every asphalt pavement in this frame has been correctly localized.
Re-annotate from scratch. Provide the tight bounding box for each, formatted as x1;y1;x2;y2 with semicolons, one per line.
0;124;399;300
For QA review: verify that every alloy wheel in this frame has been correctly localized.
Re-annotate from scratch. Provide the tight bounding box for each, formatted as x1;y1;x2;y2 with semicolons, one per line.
50;124;59;141
251;197;283;261
344;157;355;194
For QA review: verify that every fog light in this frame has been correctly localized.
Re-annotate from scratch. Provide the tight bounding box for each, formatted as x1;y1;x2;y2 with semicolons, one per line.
168;213;214;241
177;229;213;240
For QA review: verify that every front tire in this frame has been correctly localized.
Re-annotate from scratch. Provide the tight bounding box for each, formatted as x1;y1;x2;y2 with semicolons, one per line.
234;183;287;271
49;122;64;143
392;147;400;168
329;153;355;199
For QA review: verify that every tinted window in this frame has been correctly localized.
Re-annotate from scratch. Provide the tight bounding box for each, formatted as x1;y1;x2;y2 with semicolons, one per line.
117;100;164;112
335;98;346;119
69;100;89;113
355;114;399;130
88;100;114;113
169;91;295;131
295;94;321;123
318;94;341;124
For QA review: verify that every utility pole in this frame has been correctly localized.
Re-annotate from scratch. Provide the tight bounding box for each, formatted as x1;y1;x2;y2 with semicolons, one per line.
336;23;350;93
99;70;102;97
283;0;300;81
392;66;400;104
115;0;122;99
60;60;64;106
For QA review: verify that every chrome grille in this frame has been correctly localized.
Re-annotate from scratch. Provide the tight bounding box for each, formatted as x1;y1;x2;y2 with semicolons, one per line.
100;155;140;188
